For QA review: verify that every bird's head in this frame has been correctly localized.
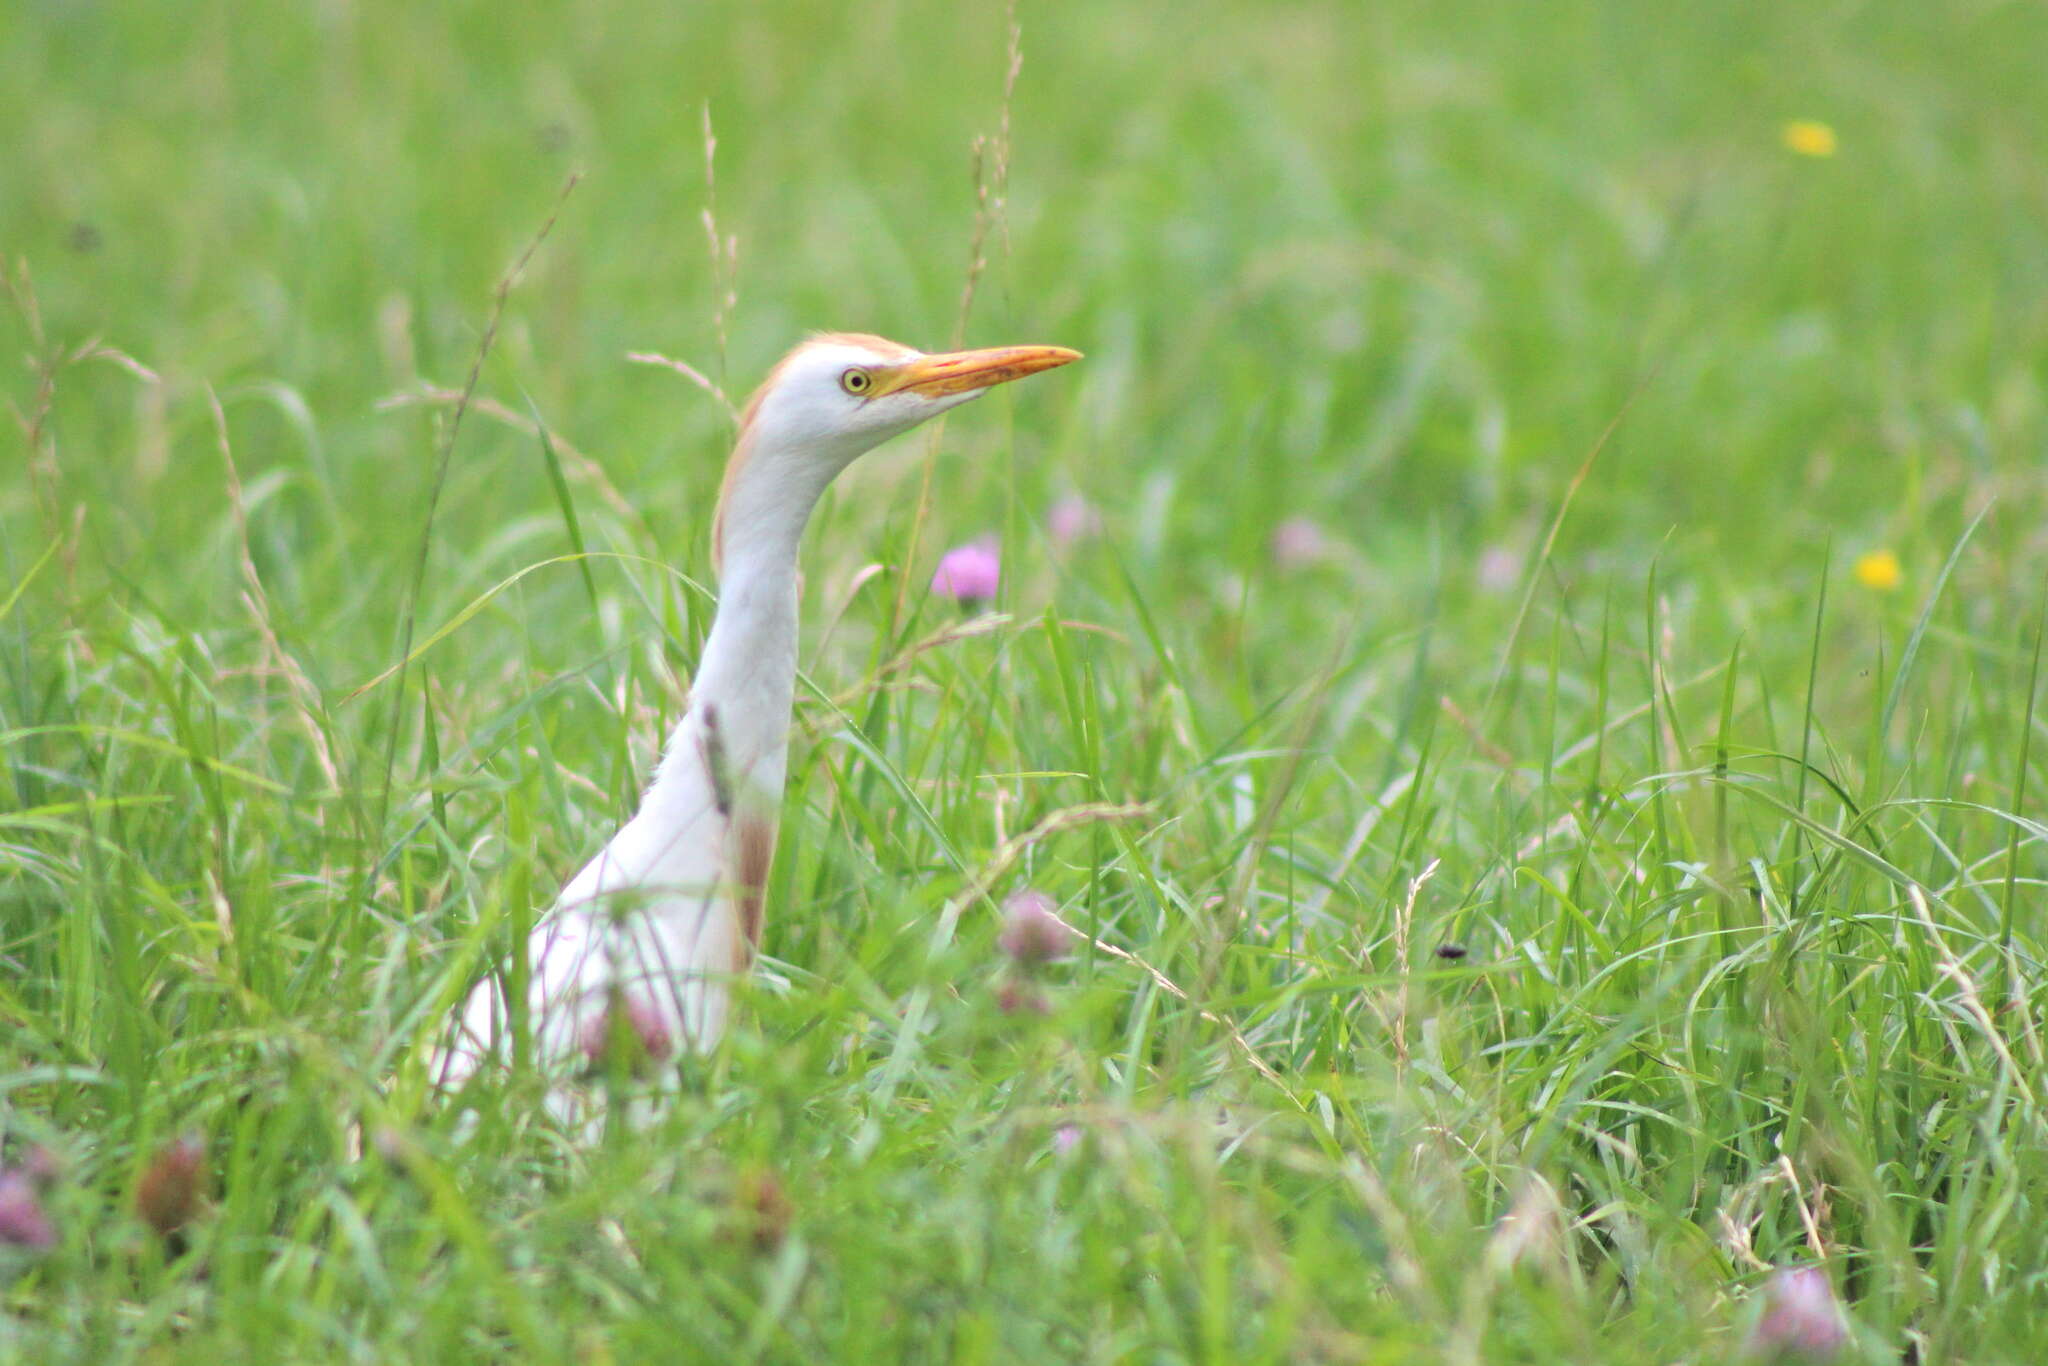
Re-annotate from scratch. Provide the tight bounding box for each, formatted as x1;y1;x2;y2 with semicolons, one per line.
714;332;1080;571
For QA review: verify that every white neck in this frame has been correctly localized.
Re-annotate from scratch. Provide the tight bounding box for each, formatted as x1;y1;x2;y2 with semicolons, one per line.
646;435;842;816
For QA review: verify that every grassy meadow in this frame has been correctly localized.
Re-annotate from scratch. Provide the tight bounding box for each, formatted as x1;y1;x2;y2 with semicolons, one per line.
6;0;2048;1359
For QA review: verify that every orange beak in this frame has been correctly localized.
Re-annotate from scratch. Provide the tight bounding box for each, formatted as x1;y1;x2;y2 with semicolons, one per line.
874;344;1082;399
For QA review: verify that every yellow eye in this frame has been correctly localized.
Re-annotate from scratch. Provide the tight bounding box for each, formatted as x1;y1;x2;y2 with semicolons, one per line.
840;368;873;395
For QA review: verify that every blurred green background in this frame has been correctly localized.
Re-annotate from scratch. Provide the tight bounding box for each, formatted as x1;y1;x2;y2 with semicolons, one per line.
12;0;2044;606
5;1;2048;1361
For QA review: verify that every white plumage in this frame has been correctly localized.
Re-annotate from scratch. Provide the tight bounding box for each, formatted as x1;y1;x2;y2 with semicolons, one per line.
435;332;1080;1095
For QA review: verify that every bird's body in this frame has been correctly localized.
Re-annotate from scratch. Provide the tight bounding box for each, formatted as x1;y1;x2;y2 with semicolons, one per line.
437;332;1078;1092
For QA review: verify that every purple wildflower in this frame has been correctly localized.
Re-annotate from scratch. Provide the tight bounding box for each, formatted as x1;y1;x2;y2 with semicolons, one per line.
1477;544;1521;593
579;994;676;1070
1270;517;1328;569
1047;494;1102;549
932;539;1001;605
1000;890;1073;968
1747;1266;1847;1360
0;1168;54;1251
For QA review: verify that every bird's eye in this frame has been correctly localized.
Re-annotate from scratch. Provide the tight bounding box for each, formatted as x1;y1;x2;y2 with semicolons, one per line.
840;368;872;395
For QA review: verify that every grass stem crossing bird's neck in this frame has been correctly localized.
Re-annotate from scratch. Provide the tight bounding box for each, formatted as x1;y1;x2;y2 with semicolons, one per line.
644;459;803;843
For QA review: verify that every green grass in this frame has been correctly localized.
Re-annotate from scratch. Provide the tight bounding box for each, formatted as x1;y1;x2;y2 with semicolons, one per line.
5;0;2048;1359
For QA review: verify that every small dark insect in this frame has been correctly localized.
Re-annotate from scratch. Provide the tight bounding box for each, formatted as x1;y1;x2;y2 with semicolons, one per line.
1434;942;1468;962
67;222;102;253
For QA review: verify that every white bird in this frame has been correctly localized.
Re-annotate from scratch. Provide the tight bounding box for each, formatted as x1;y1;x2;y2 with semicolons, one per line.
436;332;1080;1093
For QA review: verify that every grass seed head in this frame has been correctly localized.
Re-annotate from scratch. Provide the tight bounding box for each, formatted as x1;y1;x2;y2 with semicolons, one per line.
136;1132;207;1242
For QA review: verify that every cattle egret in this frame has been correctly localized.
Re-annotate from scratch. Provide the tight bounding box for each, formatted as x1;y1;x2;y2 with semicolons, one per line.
437;332;1080;1091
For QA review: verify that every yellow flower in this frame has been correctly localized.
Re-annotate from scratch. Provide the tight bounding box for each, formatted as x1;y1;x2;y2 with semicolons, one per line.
1782;120;1838;158
1854;549;1902;591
